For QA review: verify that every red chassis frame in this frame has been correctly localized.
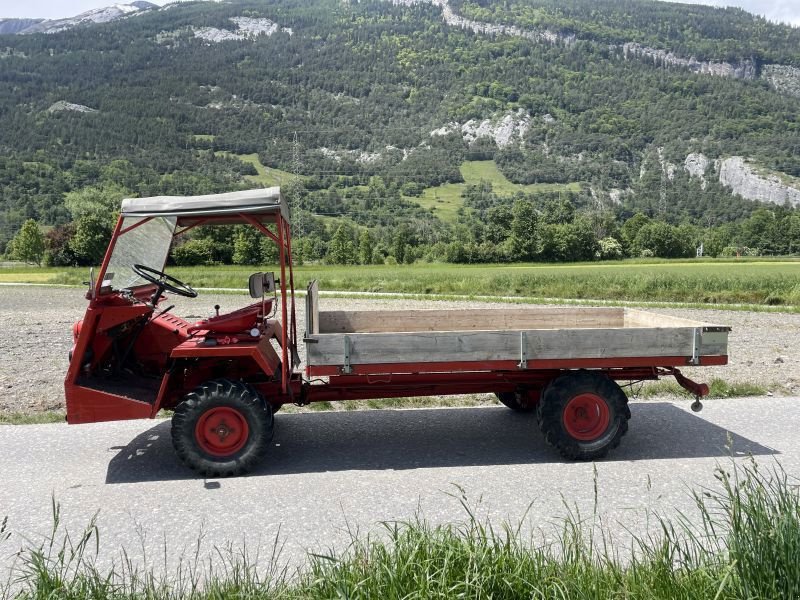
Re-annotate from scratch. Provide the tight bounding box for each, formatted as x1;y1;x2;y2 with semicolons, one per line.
65;208;300;424
66;202;724;426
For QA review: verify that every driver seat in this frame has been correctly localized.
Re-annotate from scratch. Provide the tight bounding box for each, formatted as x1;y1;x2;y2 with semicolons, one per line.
187;272;274;335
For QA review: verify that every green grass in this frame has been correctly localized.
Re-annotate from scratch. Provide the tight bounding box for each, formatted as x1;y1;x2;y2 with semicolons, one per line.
0;411;65;425
414;160;582;222
5;459;799;599
634;378;770;399
191;134;216;142
233;152;297;188
4;258;800;308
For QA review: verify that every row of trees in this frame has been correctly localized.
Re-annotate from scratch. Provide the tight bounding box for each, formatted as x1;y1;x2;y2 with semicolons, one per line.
12;203;796;269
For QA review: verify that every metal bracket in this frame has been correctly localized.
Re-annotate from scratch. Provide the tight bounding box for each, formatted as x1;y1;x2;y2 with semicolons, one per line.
689;328;701;365
341;335;352;374
518;331;528;369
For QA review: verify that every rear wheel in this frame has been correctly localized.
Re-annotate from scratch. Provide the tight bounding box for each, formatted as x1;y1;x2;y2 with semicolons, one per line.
537;371;630;460
495;390;537;412
172;379;273;476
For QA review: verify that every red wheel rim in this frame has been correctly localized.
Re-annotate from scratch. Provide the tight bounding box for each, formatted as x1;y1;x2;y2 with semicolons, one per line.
195;407;250;457
562;393;610;441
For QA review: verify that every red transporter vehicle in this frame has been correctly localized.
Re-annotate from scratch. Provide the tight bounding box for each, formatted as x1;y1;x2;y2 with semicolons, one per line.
66;188;730;476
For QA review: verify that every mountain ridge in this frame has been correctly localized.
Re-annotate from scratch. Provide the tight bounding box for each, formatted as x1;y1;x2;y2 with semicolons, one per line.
0;1;158;35
0;0;797;255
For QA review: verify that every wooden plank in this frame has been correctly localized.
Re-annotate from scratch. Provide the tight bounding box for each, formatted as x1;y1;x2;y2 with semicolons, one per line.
318;307;625;334
306;327;698;366
624;308;723;329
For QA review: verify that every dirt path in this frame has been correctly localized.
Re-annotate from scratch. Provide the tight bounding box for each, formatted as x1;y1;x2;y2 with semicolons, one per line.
1;286;798;413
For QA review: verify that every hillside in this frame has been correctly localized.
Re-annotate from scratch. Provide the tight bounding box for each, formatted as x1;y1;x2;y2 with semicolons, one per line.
0;0;798;261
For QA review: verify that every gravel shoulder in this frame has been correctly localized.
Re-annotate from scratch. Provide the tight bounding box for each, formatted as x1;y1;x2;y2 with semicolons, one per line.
1;285;798;414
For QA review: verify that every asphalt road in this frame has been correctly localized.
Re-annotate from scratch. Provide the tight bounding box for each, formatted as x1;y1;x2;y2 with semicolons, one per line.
0;397;795;581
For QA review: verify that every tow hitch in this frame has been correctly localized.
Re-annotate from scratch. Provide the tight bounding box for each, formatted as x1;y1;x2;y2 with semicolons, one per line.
661;367;709;412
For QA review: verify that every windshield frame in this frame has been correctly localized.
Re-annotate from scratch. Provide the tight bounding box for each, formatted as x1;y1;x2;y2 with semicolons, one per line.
96;215;177;294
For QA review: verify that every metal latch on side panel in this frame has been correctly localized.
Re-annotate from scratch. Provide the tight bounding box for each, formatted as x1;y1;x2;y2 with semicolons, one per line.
518;331;528;369
689;327;701;365
341;335;352;374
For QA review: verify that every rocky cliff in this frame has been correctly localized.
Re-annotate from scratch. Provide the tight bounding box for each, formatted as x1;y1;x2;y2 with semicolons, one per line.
761;64;800;99
717;157;800;208
622;43;756;79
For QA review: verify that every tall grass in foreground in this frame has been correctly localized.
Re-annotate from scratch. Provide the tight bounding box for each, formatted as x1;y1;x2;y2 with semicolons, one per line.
2;459;799;599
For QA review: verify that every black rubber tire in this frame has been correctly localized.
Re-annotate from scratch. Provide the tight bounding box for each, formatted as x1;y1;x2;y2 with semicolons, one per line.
536;371;630;460
171;379;273;476
495;391;535;412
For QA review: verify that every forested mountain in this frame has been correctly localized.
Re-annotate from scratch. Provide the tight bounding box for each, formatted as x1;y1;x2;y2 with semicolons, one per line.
1;0;799;264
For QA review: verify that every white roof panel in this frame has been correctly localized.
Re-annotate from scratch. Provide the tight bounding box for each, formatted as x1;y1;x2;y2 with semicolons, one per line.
120;187;286;219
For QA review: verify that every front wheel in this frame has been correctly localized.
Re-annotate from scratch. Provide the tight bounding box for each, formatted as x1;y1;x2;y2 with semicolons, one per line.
537;371;630;460
171;379;273;476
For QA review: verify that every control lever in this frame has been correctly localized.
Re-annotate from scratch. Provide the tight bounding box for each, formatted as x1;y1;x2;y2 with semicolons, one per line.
153;305;175;320
214;304;220;316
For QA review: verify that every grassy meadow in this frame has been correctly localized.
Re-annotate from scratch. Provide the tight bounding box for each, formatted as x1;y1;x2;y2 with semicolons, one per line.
3;258;799;308
414;160;582;222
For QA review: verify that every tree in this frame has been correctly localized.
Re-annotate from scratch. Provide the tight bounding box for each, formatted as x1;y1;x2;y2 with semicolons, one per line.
70;214;114;265
633;221;694;258
510;200;542;261
232;227;261;265
392;224;411;264
10;219;45;266
64;183;128;220
358;229;374;265
173;239;215;266
328;223;356;265
620;213;651;255
44;223;78;266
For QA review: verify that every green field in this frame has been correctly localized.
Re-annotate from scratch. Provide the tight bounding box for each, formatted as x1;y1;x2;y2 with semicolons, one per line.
413;160;582;222
3;259;799;308
223;152;297;188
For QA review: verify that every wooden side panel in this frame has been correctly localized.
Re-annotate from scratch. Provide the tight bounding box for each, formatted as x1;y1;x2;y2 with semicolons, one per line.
318;307;625;334
699;330;729;355
306;327;698;366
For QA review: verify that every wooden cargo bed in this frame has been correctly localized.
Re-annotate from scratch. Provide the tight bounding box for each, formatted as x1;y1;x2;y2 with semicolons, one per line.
303;281;730;376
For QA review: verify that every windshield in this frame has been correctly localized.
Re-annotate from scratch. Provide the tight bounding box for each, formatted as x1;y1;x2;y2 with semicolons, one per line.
105;216;177;290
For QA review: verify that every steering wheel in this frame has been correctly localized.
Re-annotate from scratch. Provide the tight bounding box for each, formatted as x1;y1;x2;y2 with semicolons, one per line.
132;264;198;299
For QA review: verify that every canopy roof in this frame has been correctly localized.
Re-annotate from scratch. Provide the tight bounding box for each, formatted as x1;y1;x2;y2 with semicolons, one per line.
120;188;286;220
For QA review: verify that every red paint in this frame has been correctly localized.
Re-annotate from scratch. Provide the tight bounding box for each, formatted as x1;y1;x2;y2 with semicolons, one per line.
307;355;728;377
195;407;250;456
187;301;270;335
562;393;610;441
666;368;711;397
66;195;724;428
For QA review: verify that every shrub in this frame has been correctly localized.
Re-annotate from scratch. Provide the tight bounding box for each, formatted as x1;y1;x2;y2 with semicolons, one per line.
172;239;215;266
598;237;623;260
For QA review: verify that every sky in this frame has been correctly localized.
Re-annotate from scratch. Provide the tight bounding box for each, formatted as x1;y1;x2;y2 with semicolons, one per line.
0;0;798;25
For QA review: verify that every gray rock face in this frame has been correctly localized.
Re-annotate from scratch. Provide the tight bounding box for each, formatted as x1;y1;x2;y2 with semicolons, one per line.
718;157;800;207
623;43;756;79
47;101;98;114
761;64;800;98
391;0;574;46
430;109;531;147
684;153;710;190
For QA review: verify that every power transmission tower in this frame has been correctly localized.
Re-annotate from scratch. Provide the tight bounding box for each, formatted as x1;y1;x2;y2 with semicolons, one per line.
291;131;303;238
